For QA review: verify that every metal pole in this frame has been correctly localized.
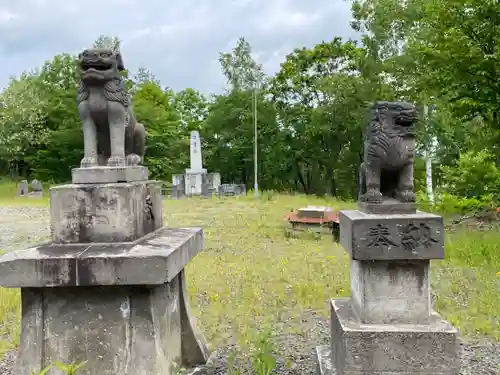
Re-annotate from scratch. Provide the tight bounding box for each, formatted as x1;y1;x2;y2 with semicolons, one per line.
253;87;259;197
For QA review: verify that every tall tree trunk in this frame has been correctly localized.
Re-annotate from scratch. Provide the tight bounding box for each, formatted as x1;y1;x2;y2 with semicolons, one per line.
425;148;434;204
325;162;337;196
295;160;308;194
424;105;434;204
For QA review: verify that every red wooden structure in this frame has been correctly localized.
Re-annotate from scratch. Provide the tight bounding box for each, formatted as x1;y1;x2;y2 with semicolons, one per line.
285;210;340;241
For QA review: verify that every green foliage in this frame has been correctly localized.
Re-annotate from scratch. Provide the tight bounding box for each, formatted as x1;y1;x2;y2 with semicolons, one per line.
29;365;52;375
52;360;87;375
219;37;266;91
133;81;185;180
418;191;495;216
440;150;500;200
1;19;500;199
29;360;86;375
227;350;241;375
92;35;121;53
249;330;277;375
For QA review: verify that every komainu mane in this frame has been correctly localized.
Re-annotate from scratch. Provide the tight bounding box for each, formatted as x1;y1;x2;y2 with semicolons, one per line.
358;101;418;204
76;48;145;168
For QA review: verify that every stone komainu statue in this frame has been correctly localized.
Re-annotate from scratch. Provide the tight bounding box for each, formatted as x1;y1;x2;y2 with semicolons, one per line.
76;48;146;168
358;101;419;204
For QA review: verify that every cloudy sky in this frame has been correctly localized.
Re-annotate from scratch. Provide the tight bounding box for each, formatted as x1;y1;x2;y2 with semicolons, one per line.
0;0;357;94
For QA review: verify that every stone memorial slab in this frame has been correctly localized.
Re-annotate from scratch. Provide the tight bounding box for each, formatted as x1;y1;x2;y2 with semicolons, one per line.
217;184;246;197
207;172;221;190
72;166;149;184
31;179;43;192
16;180;28;196
186;130;207;174
28;179;44;198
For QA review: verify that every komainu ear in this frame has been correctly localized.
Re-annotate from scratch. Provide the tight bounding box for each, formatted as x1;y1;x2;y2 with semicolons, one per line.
115;53;125;71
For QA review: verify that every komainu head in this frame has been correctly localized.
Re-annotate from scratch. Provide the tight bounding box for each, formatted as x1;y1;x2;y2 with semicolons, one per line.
371;101;418;127
78;48;124;83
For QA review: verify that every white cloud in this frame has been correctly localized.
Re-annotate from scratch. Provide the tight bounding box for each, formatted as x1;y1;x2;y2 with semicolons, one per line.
0;0;358;94
0;9;18;25
257;1;323;32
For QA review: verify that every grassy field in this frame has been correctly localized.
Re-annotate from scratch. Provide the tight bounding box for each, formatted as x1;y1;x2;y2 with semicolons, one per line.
0;185;498;363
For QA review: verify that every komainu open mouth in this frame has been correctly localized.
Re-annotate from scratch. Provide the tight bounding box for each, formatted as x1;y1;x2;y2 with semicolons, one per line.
81;61;112;71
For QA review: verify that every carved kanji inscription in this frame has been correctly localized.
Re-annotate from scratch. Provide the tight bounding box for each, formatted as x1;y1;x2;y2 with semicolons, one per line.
400;222;438;251
365;223;397;248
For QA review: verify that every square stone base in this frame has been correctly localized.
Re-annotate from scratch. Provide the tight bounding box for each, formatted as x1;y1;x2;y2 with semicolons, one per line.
50;180;162;244
321;298;461;374
72;166;149;184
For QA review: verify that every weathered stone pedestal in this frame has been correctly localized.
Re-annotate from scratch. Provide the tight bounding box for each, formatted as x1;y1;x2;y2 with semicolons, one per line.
316;204;461;374
0;166;210;375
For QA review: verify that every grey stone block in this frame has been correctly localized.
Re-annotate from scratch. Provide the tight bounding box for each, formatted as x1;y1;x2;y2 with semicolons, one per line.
340;210;444;260
50;180;163;243
71;166;149;184
350;259;431;324
0;227;203;287
330;298;461;374
316;345;335;374
13;269;209;375
358;200;416;215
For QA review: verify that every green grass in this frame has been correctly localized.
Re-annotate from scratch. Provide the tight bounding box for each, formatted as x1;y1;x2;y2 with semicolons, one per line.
433;229;500;338
0;181;498;362
0;178;51;207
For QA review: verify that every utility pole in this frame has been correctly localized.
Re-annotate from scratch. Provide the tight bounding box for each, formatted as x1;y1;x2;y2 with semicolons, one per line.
253;87;259;197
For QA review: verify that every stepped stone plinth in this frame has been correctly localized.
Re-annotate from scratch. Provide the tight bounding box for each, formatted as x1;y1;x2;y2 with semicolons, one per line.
316;101;460;374
0;47;209;375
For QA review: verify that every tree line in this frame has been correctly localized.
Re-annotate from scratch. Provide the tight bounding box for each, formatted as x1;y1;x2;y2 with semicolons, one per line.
1;0;500;205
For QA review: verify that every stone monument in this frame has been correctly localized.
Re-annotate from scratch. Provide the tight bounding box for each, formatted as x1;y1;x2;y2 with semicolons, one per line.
185;130;207;196
16;180;28;196
316;101;460;374
28;179;43;198
0;48;209;375
172;131;220;197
